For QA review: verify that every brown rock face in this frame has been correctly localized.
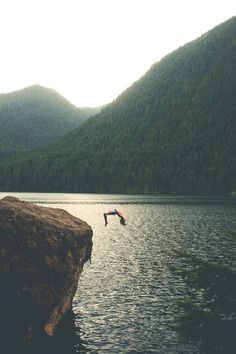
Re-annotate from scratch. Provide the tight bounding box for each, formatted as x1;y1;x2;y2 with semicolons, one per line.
0;196;93;342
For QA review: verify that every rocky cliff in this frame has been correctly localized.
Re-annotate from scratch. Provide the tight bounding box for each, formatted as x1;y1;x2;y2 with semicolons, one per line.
0;196;93;343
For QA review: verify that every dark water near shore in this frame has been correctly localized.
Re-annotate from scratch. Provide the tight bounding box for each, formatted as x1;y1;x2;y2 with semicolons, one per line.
0;193;235;354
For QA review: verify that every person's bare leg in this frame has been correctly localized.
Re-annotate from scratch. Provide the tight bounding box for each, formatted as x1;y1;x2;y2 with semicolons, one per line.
103;213;108;226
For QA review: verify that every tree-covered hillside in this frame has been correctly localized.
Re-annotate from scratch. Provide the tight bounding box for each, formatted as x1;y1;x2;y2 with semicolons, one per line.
0;17;236;194
0;85;99;160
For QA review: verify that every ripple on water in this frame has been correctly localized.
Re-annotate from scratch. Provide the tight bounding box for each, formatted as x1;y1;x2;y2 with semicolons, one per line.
1;193;234;353
71;203;236;353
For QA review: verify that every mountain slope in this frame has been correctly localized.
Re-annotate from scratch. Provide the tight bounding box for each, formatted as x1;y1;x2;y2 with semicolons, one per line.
0;85;99;159
0;17;236;194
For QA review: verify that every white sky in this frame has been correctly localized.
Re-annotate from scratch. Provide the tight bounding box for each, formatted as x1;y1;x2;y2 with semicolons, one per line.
0;0;235;107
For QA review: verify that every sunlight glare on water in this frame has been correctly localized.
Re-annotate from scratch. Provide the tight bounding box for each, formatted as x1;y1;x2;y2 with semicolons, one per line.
0;193;235;353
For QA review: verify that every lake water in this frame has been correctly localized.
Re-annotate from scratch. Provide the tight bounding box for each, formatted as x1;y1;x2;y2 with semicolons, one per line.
0;193;235;354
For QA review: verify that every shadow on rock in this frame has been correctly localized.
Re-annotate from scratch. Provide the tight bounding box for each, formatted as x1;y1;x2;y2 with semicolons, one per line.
0;196;93;345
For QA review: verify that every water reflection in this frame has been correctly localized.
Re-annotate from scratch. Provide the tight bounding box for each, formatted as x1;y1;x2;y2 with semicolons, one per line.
0;193;235;353
172;251;236;354
0;192;235;206
0;311;89;354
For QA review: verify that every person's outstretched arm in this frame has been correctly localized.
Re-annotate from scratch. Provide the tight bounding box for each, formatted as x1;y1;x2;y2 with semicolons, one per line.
116;210;126;225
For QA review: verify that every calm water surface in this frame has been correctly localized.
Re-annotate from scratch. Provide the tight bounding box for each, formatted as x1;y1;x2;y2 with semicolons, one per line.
1;193;235;354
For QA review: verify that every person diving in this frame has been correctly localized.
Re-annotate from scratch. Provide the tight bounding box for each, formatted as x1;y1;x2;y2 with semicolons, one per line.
103;209;126;226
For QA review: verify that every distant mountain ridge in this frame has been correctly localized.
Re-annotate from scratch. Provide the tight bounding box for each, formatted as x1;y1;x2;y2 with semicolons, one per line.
0;85;100;159
0;17;235;194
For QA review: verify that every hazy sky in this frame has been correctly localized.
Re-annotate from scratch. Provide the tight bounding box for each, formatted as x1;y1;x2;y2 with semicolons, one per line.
0;0;235;107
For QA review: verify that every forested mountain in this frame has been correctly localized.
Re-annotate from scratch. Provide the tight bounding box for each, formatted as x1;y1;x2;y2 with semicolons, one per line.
0;17;236;194
0;85;99;159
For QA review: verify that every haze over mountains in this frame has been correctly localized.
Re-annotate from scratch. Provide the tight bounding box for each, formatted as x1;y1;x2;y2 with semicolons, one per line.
0;17;235;195
0;85;100;160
